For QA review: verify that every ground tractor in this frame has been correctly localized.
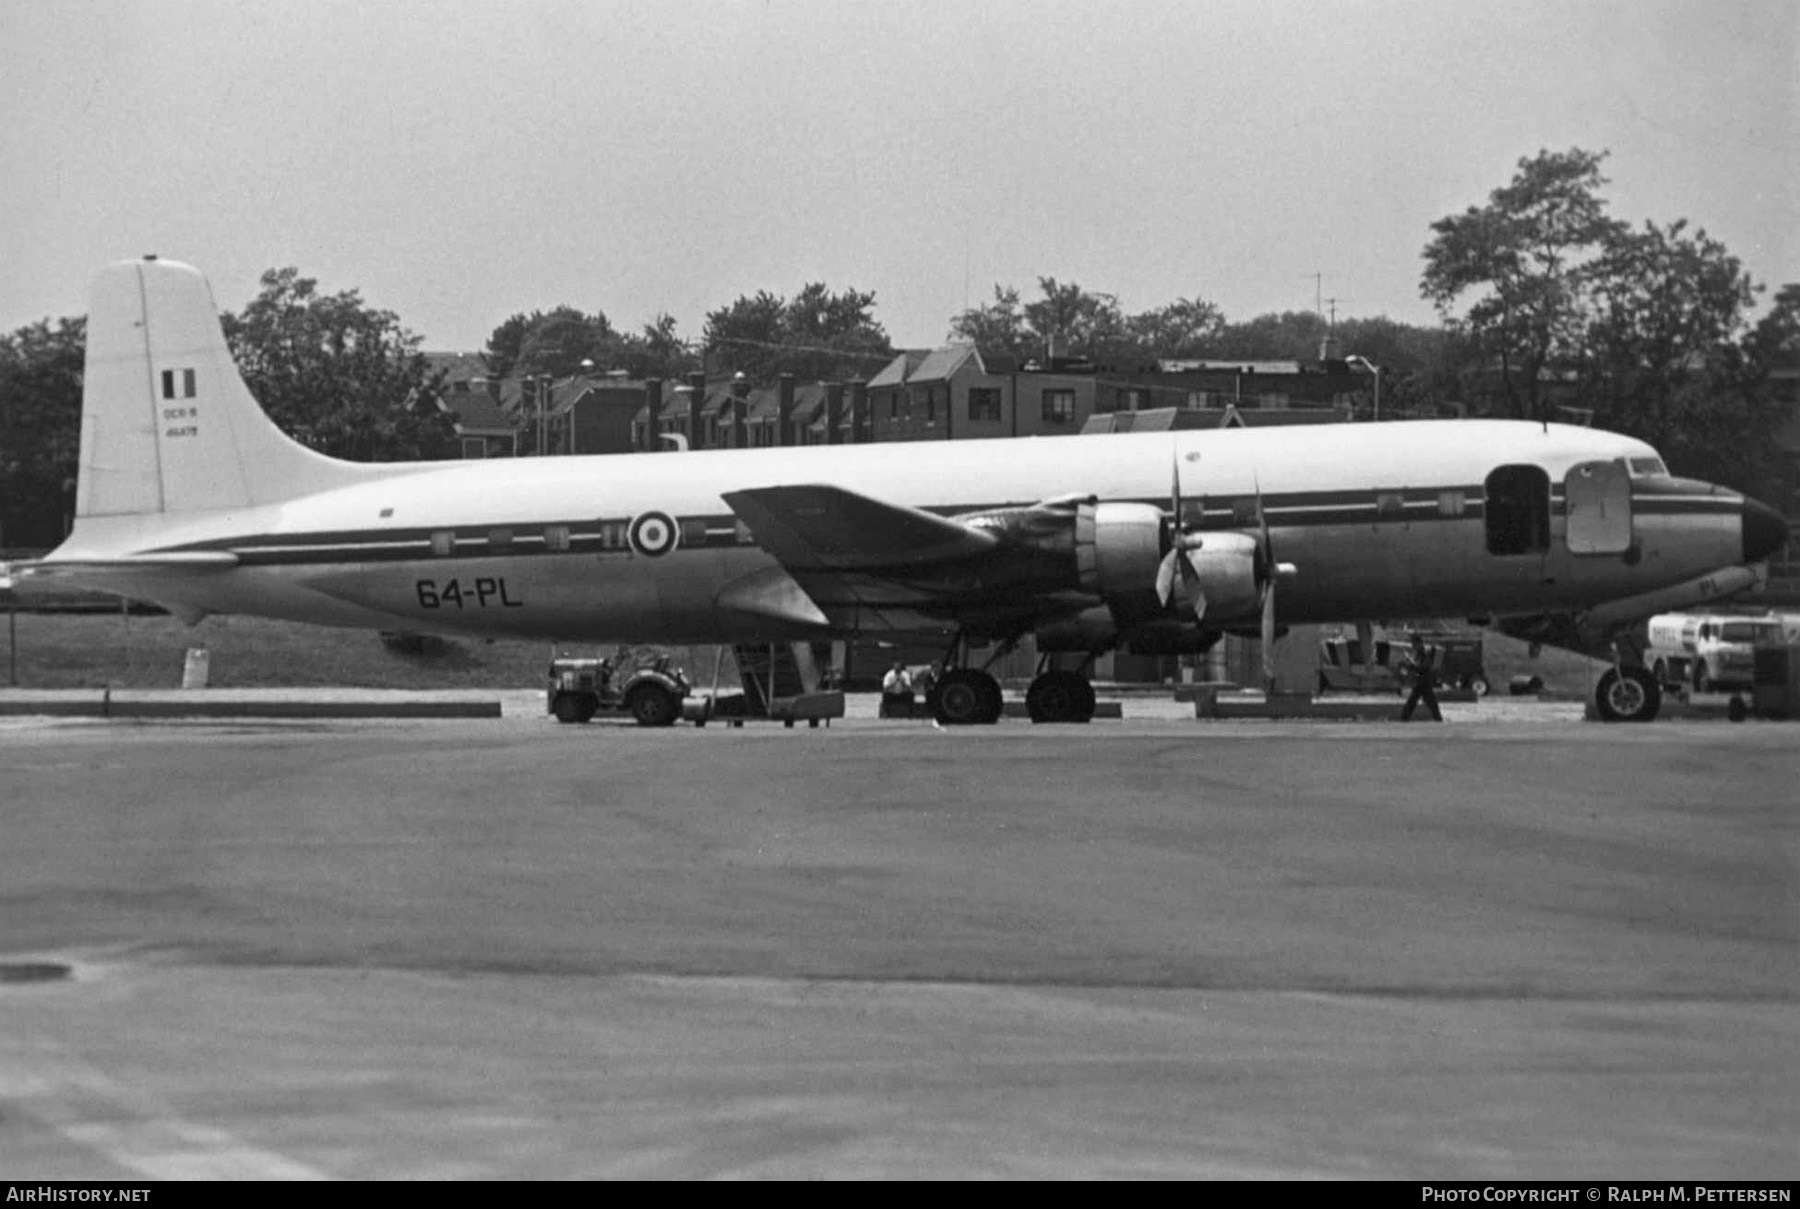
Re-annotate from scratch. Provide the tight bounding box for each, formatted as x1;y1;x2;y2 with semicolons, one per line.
547;650;691;726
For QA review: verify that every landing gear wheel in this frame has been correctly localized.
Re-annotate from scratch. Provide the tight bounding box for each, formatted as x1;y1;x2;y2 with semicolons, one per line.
1026;670;1097;723
625;682;679;727
933;668;1003;726
1594;665;1661;723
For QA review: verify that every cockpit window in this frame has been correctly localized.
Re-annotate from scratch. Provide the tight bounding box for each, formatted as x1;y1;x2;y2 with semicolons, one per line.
1627;456;1668;477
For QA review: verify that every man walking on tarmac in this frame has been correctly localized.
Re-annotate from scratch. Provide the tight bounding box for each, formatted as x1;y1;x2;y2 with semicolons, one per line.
1400;631;1443;722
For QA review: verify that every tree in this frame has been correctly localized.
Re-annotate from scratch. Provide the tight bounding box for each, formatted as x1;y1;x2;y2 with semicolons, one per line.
948;285;1029;357
1580;219;1761;469
0;316;84;547
704;285;892;382
222;268;456;462
481;312;537;382
1127;298;1226;361
1421;147;1627;420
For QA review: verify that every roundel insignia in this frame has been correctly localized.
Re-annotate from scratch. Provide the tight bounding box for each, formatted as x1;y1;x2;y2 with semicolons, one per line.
628;511;679;557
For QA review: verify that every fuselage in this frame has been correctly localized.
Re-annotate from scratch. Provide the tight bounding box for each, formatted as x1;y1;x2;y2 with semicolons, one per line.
49;419;1762;644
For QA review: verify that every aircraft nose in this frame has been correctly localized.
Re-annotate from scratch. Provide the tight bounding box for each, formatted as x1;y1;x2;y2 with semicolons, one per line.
1742;496;1790;563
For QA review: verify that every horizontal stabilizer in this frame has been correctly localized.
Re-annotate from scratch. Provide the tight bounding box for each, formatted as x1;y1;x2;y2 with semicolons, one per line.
721;484;998;572
14;552;241;578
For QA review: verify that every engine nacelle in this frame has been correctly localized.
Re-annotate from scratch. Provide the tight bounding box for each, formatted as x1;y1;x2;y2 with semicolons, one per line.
1036;606;1118;652
1180;531;1262;621
1073;501;1165;597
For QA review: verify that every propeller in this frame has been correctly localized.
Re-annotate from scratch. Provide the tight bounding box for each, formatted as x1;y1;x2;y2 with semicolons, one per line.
1156;453;1208;620
1253;474;1298;688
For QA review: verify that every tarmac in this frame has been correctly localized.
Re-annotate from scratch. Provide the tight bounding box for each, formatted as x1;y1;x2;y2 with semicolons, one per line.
0;693;1794;1179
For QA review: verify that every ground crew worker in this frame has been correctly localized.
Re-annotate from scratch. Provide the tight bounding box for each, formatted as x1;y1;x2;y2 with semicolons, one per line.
880;661;914;718
1400;632;1443;722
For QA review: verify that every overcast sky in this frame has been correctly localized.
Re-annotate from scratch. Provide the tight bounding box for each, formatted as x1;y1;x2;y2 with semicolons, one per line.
2;0;1793;355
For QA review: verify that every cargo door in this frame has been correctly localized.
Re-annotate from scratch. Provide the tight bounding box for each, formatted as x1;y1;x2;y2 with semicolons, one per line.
1564;459;1632;555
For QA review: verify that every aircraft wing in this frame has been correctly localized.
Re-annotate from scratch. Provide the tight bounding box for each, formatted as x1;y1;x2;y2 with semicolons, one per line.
721;485;999;572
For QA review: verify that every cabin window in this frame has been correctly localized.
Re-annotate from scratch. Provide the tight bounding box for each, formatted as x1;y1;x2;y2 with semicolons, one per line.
543;524;571;552
487;528;513;552
1484;465;1551;555
430;530;456;558
969;388;1002;423
600;520;630;550
680;519;709;548
1375;491;1405;520
1042;390;1076;425
1231;497;1260;526
1438;490;1465;518
1628;456;1668;477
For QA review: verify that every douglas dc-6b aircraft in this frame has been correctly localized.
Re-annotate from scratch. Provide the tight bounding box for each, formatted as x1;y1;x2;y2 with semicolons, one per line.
15;257;1791;724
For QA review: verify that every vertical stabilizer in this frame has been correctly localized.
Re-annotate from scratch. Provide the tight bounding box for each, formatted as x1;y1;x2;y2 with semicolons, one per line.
77;257;387;518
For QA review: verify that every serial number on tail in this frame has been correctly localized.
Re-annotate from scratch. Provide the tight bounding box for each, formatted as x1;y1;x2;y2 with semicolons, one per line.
416;577;523;609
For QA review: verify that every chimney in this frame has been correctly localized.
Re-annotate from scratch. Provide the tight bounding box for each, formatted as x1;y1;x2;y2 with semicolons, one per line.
731;394;748;449
824;382;845;446
777;375;796;446
643;378;662;451
686;371;706;448
848;380;869;443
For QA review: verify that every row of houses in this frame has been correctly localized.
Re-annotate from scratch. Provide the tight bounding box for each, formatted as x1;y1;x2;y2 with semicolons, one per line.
424;343;1368;458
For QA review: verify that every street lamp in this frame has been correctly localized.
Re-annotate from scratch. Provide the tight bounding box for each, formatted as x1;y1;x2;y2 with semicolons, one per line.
1344;354;1381;422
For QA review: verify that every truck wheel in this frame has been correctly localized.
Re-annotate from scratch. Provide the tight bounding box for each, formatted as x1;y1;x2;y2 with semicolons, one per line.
1594;666;1661;723
1469;677;1490;697
625;683;679;727
551;693;595;724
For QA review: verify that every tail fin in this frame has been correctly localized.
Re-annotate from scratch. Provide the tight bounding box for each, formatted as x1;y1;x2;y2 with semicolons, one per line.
78;256;387;519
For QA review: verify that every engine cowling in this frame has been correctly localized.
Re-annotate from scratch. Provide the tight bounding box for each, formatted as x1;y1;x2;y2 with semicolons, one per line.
1073;501;1166;597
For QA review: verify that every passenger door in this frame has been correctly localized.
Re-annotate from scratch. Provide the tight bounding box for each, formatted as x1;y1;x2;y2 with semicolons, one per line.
1564;459;1633;555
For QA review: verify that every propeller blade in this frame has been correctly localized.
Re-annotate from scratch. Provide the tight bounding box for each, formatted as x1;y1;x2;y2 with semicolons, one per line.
1184;548;1208;621
1155;550;1177;605
1261;580;1277;687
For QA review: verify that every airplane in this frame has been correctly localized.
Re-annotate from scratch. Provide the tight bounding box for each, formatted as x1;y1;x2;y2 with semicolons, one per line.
13;257;1791;725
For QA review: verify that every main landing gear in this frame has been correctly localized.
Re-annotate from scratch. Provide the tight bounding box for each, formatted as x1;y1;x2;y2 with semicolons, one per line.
1024;659;1098;724
926;638;1100;726
926;633;1006;726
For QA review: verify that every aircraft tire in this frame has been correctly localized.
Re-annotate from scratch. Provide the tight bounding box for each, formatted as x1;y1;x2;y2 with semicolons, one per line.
1594;666;1661;723
625;683;680;728
1026;670;1096;723
934;669;1002;726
